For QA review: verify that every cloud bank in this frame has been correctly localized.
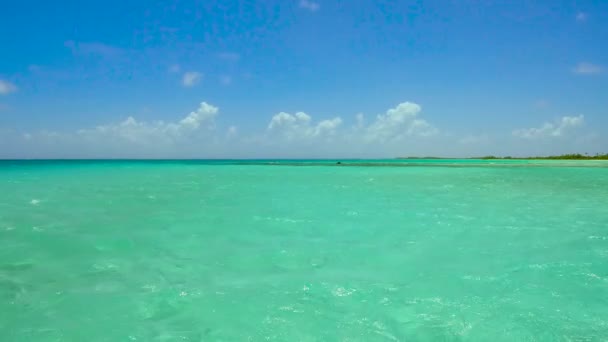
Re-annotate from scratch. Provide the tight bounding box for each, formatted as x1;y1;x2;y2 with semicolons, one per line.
513;115;584;139
3;100;599;159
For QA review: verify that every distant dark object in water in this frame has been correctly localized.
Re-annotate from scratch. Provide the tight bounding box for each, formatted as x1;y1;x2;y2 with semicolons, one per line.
336;162;342;165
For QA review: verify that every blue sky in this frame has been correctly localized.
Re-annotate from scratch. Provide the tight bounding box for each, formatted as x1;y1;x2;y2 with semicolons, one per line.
1;0;607;158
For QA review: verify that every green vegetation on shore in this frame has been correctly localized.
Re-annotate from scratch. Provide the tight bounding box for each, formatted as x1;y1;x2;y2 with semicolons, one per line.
398;154;608;160
479;154;608;160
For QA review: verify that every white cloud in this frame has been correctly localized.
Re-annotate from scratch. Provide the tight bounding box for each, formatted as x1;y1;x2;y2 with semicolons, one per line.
268;112;310;130
178;102;218;130
182;71;202;87
572;62;603;75
0;80;17;95
299;0;320;12
13;102;224;158
576;12;587;22
168;64;181;73
268;111;342;141
364;102;438;142
75;102;218;146
315;117;343;136
513;115;584;139
263;101;437;153
11;100;600;159
219;75;232;86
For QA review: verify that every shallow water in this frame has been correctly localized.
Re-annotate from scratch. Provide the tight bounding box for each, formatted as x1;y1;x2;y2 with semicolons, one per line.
1;160;608;341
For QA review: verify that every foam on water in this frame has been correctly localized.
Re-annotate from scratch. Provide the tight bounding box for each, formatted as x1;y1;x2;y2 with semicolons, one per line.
1;160;608;340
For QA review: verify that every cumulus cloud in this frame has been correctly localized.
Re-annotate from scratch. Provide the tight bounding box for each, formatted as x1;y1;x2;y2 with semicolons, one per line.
513;115;584;139
178;102;218;130
265;101;437;145
13;102;225;158
267;111;342;141
77;102;217;146
0;80;17;95
572;62;603;75
261;101;438;156
299;0;320;12
315;117;343;136
15;99;599;158
182;71;202;87
6;99;601;159
364;102;438;142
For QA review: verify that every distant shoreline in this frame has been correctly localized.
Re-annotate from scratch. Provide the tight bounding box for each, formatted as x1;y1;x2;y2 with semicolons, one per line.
1;154;607;162
399;154;608;160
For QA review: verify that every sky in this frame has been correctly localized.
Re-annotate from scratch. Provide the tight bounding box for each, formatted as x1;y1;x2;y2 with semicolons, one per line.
1;0;607;158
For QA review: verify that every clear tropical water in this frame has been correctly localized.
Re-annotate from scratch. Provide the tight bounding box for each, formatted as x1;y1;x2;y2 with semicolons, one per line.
1;160;608;341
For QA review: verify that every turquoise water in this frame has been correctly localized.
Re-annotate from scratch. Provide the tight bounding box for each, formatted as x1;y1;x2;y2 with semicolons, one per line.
1;160;608;341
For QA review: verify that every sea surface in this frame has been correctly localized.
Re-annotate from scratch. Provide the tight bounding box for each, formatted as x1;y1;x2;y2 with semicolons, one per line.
1;160;608;341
